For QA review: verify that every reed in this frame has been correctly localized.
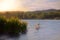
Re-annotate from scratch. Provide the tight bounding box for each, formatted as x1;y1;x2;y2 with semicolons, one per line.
0;16;27;36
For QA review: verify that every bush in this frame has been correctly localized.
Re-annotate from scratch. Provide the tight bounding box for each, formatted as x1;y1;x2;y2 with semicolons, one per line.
20;22;27;34
7;17;21;35
0;16;27;36
0;16;6;34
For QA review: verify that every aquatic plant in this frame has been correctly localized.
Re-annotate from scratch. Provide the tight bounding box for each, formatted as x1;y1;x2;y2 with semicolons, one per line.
20;21;27;34
0;16;7;35
0;16;27;36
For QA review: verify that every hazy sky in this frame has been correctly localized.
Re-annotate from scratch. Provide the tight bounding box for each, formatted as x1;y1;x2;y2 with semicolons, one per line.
0;0;60;11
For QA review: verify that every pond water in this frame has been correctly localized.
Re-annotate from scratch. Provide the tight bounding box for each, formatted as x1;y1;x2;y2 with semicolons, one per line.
0;20;60;40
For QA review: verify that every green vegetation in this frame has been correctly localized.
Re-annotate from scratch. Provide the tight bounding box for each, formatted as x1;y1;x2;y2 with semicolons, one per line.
0;9;60;19
20;22;27;34
0;16;6;34
0;16;27;36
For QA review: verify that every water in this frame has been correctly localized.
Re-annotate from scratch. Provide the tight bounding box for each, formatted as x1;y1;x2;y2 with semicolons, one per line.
0;20;60;40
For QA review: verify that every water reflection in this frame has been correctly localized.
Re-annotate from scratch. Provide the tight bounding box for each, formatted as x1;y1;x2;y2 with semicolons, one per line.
0;35;19;40
0;20;60;40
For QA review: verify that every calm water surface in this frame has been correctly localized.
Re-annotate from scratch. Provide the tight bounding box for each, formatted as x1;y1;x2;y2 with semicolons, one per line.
0;20;60;40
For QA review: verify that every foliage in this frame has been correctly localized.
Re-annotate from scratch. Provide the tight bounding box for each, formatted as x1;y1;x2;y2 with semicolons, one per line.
0;16;6;34
20;21;27;34
0;9;60;19
0;16;27;36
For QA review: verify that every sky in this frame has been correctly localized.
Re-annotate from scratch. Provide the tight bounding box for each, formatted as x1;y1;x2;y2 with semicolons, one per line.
0;0;60;11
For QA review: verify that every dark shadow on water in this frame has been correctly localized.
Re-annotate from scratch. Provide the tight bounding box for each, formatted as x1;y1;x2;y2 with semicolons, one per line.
21;31;27;34
0;35;19;40
0;32;27;40
8;34;20;38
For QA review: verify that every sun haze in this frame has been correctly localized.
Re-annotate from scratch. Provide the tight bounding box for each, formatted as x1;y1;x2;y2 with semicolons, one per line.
0;0;28;12
0;0;60;12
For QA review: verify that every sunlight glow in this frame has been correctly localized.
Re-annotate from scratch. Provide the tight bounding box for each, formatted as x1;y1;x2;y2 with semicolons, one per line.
0;0;27;11
0;0;59;11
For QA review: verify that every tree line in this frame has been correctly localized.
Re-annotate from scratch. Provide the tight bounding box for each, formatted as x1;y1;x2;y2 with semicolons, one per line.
0;9;60;19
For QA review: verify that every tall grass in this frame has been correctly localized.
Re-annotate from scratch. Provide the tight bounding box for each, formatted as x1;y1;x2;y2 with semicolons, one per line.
0;16;6;35
0;16;27;36
20;22;27;34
